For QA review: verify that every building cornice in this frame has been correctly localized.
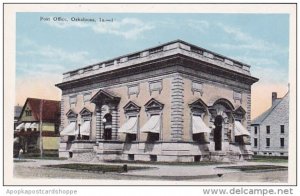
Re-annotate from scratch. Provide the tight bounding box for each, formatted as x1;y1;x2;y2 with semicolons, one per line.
59;40;255;84
56;53;258;91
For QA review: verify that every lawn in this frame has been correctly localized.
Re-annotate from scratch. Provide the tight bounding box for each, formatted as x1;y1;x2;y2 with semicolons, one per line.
105;160;231;166
45;163;150;173
248;155;288;163
20;156;68;160
217;165;288;171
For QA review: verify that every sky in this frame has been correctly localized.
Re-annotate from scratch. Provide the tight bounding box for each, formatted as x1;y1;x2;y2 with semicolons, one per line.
16;13;290;119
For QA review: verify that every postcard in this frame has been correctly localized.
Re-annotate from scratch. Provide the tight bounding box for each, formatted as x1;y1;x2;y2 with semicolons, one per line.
3;3;297;188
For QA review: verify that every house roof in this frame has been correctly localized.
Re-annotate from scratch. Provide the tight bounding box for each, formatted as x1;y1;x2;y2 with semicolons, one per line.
251;91;289;125
19;98;60;122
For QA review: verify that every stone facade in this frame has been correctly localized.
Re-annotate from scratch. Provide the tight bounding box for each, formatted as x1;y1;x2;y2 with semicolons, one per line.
251;92;289;156
56;40;258;162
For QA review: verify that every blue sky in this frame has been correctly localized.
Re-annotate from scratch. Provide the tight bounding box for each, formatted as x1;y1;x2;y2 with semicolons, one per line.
16;13;290;117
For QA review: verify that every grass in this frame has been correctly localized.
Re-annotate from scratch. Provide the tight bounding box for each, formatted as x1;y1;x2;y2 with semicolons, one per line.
20;156;68;160
217;165;288;171
13;160;29;162
45;163;150;173
249;155;288;163
105;160;231;166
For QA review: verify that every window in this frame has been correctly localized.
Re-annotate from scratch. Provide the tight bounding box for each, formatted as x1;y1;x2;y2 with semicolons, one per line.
128;154;135;161
266;138;270;147
25;109;32;116
120;101;141;141
150;155;157;162
254;126;258;134
254;138;258;147
280;125;285;134
194;155;201;162
280;153;284;156
266;125;270;134
280;138;284;147
141;98;164;142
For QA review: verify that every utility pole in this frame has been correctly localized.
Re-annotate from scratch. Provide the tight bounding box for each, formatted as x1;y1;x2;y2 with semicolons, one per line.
39;99;44;158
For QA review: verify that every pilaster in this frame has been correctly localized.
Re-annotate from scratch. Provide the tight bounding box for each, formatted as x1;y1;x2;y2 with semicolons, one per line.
170;74;184;141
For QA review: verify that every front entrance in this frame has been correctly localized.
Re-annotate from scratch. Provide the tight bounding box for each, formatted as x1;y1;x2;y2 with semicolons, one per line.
103;113;112;140
214;115;223;151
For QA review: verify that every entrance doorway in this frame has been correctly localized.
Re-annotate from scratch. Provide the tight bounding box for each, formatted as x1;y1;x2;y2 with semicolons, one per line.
103;113;112;140
214;115;223;151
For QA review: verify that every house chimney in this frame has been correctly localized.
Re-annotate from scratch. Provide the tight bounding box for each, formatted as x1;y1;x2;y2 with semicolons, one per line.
272;92;277;105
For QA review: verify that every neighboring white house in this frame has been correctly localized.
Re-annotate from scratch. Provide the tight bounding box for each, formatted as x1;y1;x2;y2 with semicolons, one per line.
251;91;289;156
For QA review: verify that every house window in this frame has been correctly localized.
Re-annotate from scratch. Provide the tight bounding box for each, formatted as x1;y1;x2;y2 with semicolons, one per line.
83;93;91;103
25;109;32;116
254;138;258;147
266;125;270;134
280;125;285;134
254;126;258;134
280;138;284;147
69;95;77;108
280;153;284;156
266;138;270;147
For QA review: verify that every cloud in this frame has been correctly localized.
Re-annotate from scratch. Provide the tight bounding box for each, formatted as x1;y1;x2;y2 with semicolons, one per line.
44;17;155;40
16;37;98;76
18;45;91;64
187;19;210;32
215;23;288;54
233;56;280;67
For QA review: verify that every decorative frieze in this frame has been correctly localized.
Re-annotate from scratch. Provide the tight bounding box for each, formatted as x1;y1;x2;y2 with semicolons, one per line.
127;84;139;98
69;95;77;108
149;80;163;95
83;92;91;103
191;81;203;95
233;90;242;103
